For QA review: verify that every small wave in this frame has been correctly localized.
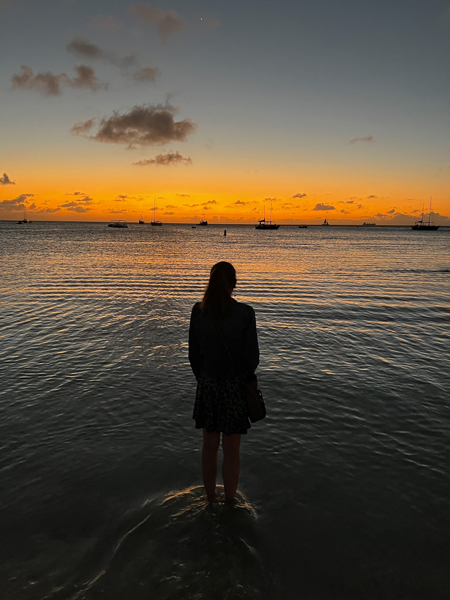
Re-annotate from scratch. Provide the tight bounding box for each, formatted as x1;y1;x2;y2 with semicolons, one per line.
50;486;274;600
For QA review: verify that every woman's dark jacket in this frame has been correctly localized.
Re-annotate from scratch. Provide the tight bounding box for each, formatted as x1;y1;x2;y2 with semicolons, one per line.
189;299;259;381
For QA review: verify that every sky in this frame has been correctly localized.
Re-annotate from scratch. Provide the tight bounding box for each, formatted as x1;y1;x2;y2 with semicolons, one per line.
1;0;450;224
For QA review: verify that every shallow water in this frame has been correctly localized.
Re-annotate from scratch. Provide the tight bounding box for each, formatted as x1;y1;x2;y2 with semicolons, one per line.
1;222;449;599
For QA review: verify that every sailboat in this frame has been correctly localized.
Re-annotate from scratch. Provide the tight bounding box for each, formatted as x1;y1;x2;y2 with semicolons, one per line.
411;199;439;231
139;213;145;224
322;219;329;226
151;198;162;226
17;206;31;224
255;201;280;230
199;214;208;226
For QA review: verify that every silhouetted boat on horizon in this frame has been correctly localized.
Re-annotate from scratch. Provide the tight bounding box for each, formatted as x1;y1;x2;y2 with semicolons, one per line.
322;219;329;226
255;202;279;229
199;214;208;226
108;220;128;228
411;199;439;231
151;198;162;226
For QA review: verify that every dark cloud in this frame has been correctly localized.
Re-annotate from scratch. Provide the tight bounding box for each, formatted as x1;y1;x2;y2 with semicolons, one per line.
184;204;199;207
313;203;335;211
72;104;196;148
133;66;160;82
132;4;183;42
164;211;174;215
367;195;378;199
165;204;177;208
387;209;395;214
340;209;350;214
176;193;190;197
292;192;306;198
235;200;246;205
67;38;103;59
60;202;92;213
349;135;373;144
12;65;102;96
116;195;128;201
202;200;217;205
0;193;33;210
133;150;192;166
0;172;15;185
108;209;127;214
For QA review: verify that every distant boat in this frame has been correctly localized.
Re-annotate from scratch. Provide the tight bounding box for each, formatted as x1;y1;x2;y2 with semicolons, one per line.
322;219;329;226
199;214;208;226
151;198;162;226
411;199;439;231
108;220;128;228
139;214;145;224
298;225;308;229
255;202;279;230
362;222;376;227
17;208;31;224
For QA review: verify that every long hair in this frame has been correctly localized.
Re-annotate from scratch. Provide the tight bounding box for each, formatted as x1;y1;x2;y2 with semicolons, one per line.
200;261;236;318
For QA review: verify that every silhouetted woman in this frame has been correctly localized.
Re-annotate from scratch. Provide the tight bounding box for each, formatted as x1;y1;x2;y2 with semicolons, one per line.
189;262;259;502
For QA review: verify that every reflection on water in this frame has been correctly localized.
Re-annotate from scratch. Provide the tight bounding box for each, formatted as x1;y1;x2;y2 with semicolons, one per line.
47;486;272;600
1;222;449;599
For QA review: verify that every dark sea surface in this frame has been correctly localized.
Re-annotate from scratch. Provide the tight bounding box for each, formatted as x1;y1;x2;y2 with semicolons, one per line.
1;221;449;600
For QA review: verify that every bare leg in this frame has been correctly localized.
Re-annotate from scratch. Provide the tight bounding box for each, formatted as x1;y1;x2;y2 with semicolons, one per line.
222;433;241;502
202;430;220;502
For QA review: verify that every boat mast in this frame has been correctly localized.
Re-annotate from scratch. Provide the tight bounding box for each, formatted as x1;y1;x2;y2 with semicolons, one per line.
429;197;432;226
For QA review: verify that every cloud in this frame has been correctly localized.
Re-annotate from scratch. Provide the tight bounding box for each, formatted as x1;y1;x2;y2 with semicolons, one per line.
176;193;190;197
313;203;335;211
340;209;350;214
72;104;196;148
67;38;103;59
0;193;34;210
387;209;395;214
133;150;192;166
133;66;160;82
132;4;183;42
164;211;174;215
349;135;374;144
108;209;127;214
12;65;102;96
235;200;246;205
67;37;141;73
202;200;218;205
116;195;128;201
292;192;306;198
165;204;177;208
367;195;378;199
59;202;92;213
0;172;15;185
184;203;199;207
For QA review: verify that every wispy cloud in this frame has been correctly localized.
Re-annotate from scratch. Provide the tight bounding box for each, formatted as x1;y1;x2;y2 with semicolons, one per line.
132;4;183;42
0;172;15;185
349;135;373;144
12;65;102;96
176;193;190;197
133;150;192;166
133;67;160;82
72;103;196;148
313;203;335;211
292;192;306;198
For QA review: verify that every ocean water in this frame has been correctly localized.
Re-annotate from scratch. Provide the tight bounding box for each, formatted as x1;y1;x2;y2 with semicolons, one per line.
1;221;449;600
